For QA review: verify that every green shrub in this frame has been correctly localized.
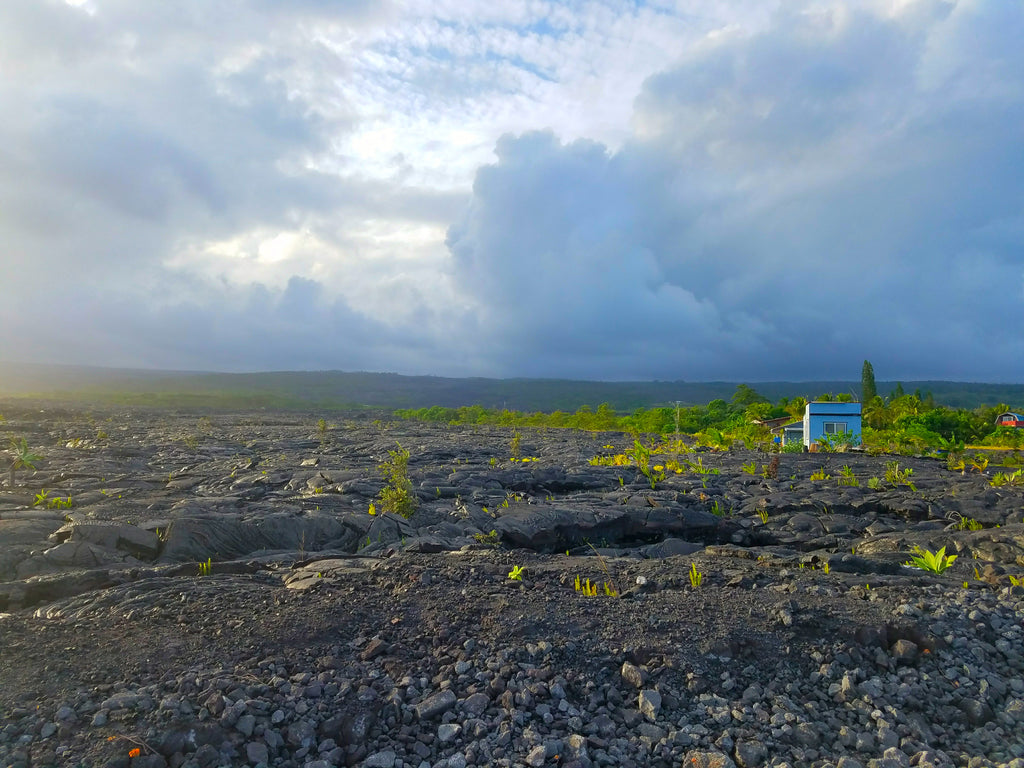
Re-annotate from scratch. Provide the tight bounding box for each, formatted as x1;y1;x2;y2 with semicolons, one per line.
377;442;417;518
904;546;957;574
7;437;42;489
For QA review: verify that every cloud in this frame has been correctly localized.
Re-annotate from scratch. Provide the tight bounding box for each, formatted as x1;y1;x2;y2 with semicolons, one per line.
446;1;1024;380
1;0;1022;383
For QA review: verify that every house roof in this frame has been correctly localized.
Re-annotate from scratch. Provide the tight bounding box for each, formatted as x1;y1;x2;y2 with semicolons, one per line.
770;420;804;434
754;416;793;429
806;401;861;415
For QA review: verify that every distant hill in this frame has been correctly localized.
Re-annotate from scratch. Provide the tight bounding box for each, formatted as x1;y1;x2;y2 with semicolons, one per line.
0;362;1021;412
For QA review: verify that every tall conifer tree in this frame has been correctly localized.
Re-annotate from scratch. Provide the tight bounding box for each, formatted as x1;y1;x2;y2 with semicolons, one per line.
861;360;878;403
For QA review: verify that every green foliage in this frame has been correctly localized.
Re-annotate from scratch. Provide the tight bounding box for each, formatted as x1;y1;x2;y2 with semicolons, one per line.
837;465;858;487
574;575;596;596
954;516;983;531
473;529;500;547
689;562;704;588
390;387;1024;462
7;437;42;489
198;558;213;577
810;468;830;482
885;461;917;491
697;427;733;451
627;440;664;489
687;456;719;476
377;442;417;518
861;361;877;404
818;430;859;452
741;461;756;475
990;469;1024;487
510;429;522;461
904;546;957;574
508;565;524;581
867;476;882;490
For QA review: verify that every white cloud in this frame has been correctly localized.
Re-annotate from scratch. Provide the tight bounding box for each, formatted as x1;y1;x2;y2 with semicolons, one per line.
446;0;1024;380
1;0;1022;381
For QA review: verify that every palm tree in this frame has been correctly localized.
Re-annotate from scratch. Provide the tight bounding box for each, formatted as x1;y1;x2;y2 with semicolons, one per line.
7;437;42;489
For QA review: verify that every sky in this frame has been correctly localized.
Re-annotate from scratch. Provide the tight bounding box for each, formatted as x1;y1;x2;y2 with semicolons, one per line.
1;0;1022;382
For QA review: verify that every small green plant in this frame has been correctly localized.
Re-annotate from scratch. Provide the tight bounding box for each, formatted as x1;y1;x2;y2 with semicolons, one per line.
904;545;957;574
48;495;73;510
473;530;500;547
822;561;830;575
368;502;376;516
757;507;769;524
810;467;830;482
866;476;881;490
689;562;704;588
954;515;983;531
182;433;199;451
508;565;524;581
990;470;1024;487
316;418;328;444
489;457;498;467
970;454;990;474
573;574;616;596
7;437;42;489
885;461;916;491
741;461;756;475
710;499;728;517
1008;574;1023;587
510;429;522;461
33;489;50;507
575;575;598;596
687;456;719;476
627;440;665;489
198;558;213;576
837;465;859;487
377;442;417;518
1003;452;1023;468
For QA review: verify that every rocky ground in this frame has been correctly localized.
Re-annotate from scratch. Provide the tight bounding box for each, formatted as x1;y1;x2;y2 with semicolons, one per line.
1;404;1023;768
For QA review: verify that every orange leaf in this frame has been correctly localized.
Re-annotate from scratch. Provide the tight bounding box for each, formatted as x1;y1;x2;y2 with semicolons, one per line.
129;748;141;758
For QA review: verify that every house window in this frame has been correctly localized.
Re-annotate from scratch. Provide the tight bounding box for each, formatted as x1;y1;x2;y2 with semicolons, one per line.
823;422;848;434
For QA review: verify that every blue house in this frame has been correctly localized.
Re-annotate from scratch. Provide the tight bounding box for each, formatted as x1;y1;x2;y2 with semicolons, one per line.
803;401;862;449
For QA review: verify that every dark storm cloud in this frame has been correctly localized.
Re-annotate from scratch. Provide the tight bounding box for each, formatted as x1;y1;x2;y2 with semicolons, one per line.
2;0;1022;381
447;1;1024;381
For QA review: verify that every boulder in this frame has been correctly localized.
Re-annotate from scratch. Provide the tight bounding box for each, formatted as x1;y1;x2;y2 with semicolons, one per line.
159;512;365;562
52;522;161;560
